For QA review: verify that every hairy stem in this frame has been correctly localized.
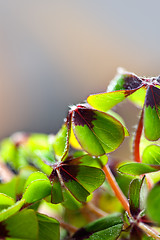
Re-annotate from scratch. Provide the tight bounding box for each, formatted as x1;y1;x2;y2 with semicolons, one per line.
103;164;130;215
138;222;160;239
133;109;144;163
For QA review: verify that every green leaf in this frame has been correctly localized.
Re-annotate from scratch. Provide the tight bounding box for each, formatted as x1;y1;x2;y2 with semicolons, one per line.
129;177;147;217
4;209;38;239
35;150;56;165
26;134;49;152
0;194;15;211
67;154;108;168
87;89;136;112
144;86;160;141
107;110;129;137
142;144;160;165
49;155;105;203
71;213;123;240
0;199;25;222
118;162;160;175
88;224;122;240
62;188;82;210
37;213;60;240
60;168;90;202
128;86;146;107
0;177;17;200
60;164;105;202
24;171;49;189
107;70;142;92
23;180;52;204
50;170;63;204
147;181;160;224
0;138;28;171
25;134;52;174
72;107;125;156
53;123;69;160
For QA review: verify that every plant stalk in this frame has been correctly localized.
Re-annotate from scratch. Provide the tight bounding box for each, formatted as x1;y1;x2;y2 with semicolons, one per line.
133;109;144;163
84;202;107;218
103;164;130;215
138;222;160;240
60;220;78;234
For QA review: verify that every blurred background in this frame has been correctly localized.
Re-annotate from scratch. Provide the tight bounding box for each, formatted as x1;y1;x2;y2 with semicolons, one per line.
0;1;160;159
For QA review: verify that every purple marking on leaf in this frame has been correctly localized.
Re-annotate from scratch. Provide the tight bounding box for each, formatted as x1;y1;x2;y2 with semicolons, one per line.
123;75;142;90
145;86;160;108
60;165;80;183
64;156;82;166
130;205;141;218
0;222;9;238
130;225;143;240
72;106;97;128
71;227;93;240
49;168;58;182
124;88;139;98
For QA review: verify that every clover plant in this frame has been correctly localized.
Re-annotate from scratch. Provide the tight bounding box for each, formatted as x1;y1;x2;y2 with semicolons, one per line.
0;69;160;239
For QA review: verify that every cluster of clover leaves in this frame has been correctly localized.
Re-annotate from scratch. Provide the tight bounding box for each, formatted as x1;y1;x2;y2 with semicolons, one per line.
1;69;160;239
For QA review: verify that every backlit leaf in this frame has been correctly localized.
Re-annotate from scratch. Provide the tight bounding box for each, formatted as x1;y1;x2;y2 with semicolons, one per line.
107;110;129;137
87;89;137;112
71;106;125;156
0;199;25;222
49;155;105;203
142;144;160;165
107;70;142;92
70;126;82;150
128;86;146;107
50;169;63;204
62;188;82;210
23;180;52;204
118;162;160;175
144;86;160;141
53;123;68;159
0;194;15;211
24;171;49;190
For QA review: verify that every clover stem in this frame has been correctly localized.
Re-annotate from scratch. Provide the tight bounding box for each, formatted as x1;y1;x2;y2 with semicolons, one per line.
60;220;78;233
133;109;144;163
84;202;107;218
138;222;160;239
103;164;130;215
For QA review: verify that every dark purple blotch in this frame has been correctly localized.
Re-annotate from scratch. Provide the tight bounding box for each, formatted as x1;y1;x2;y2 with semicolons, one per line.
60;165;80;183
130;205;141;219
49;168;59;182
72;106;97;128
145;86;160;108
0;222;9;238
71;227;93;240
123;75;142;90
130;225;143;240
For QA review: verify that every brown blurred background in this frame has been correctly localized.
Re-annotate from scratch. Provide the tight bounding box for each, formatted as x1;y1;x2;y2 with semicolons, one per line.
0;1;159;159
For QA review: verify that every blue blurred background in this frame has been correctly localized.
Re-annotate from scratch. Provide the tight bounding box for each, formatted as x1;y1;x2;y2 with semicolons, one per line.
0;1;160;159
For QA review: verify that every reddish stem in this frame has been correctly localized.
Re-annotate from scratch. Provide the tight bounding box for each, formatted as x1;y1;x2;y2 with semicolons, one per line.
133;109;144;162
103;164;130;215
133;109;153;189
